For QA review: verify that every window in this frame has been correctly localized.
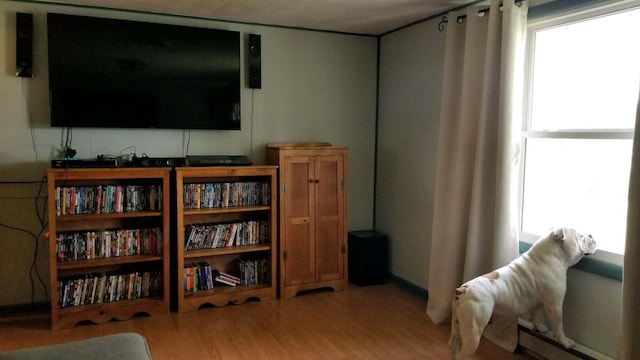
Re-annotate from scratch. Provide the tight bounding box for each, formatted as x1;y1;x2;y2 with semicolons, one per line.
521;2;640;260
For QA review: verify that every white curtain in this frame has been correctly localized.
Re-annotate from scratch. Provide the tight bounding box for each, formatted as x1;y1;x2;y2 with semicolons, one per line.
426;0;528;352
621;89;640;360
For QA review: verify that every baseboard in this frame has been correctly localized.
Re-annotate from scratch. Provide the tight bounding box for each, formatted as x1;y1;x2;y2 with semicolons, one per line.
518;319;614;360
385;273;429;301
0;302;49;320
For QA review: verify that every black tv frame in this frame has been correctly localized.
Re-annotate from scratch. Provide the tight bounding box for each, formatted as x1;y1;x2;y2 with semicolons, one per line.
47;13;241;130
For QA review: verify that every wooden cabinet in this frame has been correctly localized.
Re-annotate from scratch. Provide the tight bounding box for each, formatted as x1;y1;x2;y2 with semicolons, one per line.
174;166;277;312
266;143;348;299
47;168;171;329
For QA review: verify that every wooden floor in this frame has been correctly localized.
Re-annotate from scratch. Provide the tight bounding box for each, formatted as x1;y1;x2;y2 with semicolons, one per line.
0;284;534;359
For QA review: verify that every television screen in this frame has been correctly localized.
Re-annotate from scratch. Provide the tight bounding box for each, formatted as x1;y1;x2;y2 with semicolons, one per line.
47;13;241;130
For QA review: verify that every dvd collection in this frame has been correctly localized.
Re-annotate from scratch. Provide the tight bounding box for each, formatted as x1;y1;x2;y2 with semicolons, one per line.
49;169;277;318
54;184;163;215
184;221;268;251
57;271;162;308
56;227;163;261
238;258;270;286
183;181;269;209
183;258;269;294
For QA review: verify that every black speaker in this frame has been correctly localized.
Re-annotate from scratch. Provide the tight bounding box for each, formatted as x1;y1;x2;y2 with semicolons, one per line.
16;12;33;78
248;34;261;89
348;230;388;286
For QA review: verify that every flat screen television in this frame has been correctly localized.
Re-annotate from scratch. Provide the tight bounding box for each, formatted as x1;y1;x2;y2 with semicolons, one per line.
47;13;241;130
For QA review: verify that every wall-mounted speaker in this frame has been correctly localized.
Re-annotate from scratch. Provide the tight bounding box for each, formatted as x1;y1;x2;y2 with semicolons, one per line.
248;34;261;89
16;12;34;78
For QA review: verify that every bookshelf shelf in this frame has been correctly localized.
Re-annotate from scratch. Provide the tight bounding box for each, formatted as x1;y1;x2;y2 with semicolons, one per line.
47;168;171;329
57;296;164;315
175;166;278;313
183;244;272;259
183;283;271;298
183;205;271;216
57;255;165;271
54;297;166;329
55;211;163;222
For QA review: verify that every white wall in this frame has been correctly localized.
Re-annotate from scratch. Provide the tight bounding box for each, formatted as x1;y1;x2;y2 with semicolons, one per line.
0;1;377;306
377;13;622;360
377;18;445;289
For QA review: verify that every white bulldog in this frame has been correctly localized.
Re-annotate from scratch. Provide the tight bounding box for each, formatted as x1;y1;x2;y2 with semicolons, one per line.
449;228;597;360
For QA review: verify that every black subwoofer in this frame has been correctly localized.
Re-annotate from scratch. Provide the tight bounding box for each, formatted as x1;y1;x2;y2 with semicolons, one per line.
348;230;388;286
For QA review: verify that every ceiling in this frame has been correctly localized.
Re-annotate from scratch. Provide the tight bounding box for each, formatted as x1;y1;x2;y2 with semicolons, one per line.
47;0;477;36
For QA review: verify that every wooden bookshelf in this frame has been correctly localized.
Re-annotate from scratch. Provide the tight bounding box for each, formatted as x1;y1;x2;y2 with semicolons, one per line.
47;168;171;329
174;166;278;313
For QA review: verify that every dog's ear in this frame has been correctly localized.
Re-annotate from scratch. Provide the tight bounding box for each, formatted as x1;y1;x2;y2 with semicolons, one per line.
552;228;566;242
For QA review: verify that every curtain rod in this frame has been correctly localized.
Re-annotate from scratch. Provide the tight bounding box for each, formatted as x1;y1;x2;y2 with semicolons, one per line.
438;0;524;31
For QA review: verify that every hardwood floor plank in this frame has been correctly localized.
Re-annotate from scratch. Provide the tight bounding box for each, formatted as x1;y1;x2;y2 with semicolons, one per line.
0;284;534;359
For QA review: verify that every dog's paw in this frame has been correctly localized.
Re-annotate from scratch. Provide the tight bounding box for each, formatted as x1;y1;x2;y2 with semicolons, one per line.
532;323;549;333
558;336;575;349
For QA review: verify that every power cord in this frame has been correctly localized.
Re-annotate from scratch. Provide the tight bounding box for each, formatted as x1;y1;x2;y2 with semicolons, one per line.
183;129;191;157
61;127;76;158
0;178;49;303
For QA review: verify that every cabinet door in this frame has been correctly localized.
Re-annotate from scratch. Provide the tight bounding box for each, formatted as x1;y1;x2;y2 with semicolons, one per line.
314;155;345;282
283;156;316;286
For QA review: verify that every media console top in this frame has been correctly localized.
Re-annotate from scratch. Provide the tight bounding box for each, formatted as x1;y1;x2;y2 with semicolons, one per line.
51;155;252;168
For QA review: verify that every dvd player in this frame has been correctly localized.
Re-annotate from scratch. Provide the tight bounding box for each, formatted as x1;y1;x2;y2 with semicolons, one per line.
51;158;120;168
187;155;252;167
126;156;188;168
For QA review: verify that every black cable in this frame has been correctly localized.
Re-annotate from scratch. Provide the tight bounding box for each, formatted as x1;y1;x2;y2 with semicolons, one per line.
65;127;72;149
29;224;48;303
0;221;47;302
35;176;47;228
34;177;49;302
186;129;191;157
0;177;49;303
250;88;255;160
62;127;76;158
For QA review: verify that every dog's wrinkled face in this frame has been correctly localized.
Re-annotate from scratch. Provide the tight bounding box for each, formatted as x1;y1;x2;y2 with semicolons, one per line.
553;227;598;266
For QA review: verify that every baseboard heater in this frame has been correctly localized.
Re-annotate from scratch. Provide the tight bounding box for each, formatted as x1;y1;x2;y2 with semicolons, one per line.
518;319;613;360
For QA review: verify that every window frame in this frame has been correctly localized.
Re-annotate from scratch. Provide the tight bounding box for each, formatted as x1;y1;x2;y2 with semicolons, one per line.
519;0;640;272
